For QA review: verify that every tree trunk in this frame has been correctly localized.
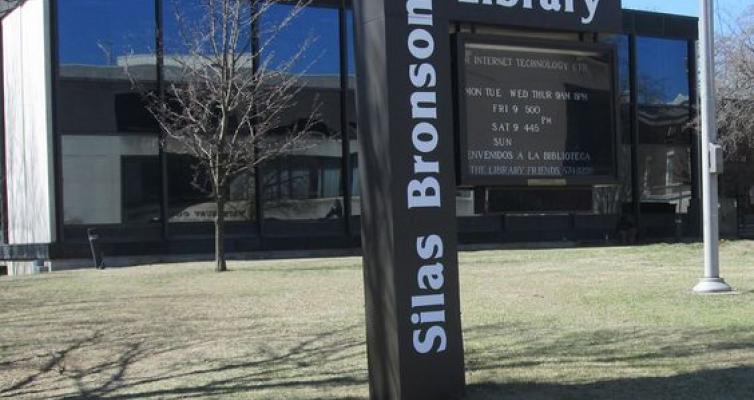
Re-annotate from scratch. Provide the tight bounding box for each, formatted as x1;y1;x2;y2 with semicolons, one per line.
215;191;227;272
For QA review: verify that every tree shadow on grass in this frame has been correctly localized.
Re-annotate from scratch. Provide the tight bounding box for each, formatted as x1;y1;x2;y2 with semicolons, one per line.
7;317;754;400
0;331;105;397
0;324;368;400
465;323;754;370
463;322;754;400
88;326;369;400
466;366;754;400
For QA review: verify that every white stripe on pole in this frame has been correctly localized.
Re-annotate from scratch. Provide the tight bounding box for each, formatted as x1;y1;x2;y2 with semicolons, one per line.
693;0;732;294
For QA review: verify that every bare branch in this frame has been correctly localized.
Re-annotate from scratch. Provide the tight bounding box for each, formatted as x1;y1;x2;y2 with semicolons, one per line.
124;0;321;270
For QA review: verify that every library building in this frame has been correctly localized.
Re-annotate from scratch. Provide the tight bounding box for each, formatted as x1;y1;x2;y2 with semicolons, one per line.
0;0;750;272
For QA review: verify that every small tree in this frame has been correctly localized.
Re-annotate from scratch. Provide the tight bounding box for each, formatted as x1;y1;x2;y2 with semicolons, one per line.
716;7;754;161
133;0;318;272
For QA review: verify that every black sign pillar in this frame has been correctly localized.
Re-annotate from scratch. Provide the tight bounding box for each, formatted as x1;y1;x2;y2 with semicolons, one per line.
353;0;623;398
353;0;465;399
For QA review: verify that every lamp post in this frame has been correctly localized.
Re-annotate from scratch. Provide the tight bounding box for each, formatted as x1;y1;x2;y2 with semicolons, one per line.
693;0;732;294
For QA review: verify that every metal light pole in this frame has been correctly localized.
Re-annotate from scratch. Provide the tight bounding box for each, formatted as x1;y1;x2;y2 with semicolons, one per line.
693;0;732;294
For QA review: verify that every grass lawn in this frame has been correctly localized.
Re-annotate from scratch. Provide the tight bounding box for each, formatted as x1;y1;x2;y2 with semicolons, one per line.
2;241;754;399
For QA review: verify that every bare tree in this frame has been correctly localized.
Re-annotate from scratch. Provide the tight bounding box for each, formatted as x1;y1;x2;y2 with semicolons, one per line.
0;0;20;18
130;0;318;272
715;6;754;161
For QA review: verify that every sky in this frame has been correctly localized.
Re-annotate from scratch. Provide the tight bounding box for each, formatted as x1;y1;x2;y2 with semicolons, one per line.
623;0;754;19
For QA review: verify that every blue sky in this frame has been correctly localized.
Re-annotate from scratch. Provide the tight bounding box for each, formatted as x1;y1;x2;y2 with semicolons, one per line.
623;0;754;19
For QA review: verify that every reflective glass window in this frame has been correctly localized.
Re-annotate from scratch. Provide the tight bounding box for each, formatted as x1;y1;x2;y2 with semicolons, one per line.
57;0;157;134
636;37;692;214
62;136;160;225
57;0;161;226
598;34;631;214
259;4;344;232
162;0;257;226
346;9;360;219
261;4;341;74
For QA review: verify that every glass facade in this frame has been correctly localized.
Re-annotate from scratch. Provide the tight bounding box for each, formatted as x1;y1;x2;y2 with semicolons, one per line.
46;1;702;250
54;0;357;244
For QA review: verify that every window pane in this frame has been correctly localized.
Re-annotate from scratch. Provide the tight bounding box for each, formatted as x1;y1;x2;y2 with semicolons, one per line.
162;0;205;55
637;38;690;106
57;0;161;226
346;9;360;220
260;4;341;74
62;136;160;225
57;0;157;134
639;145;692;213
162;0;257;225
599;34;632;213
58;1;155;67
636;37;692;214
260;4;344;234
163;0;218;223
166;145;257;224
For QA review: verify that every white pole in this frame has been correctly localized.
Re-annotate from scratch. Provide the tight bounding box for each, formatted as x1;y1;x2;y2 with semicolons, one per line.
693;0;732;294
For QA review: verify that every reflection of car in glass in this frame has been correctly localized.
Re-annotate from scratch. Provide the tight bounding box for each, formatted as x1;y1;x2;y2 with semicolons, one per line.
261;128;346;221
169;200;253;223
167;127;346;223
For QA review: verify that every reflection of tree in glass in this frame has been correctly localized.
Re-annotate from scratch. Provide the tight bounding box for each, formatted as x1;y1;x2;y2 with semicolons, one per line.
95;41;115;66
637;37;690;106
637;74;679;106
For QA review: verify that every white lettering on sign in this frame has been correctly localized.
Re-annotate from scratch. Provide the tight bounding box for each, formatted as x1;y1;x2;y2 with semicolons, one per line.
406;0;441;210
413;235;448;354
406;0;448;355
457;0;602;24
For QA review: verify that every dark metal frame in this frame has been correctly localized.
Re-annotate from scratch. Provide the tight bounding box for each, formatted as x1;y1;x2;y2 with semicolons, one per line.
338;0;353;238
0;22;7;244
622;10;698;40
251;0;264;241
628;33;641;235
155;0;169;240
49;0;64;244
688;39;701;237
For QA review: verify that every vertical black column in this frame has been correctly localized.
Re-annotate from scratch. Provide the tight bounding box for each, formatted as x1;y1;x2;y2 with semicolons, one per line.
251;1;265;243
155;0;169;241
338;1;352;238
49;0;65;244
688;39;702;238
353;0;465;399
629;34;641;236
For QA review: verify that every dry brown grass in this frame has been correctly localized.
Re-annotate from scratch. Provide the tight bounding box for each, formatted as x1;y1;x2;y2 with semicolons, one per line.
1;241;754;399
